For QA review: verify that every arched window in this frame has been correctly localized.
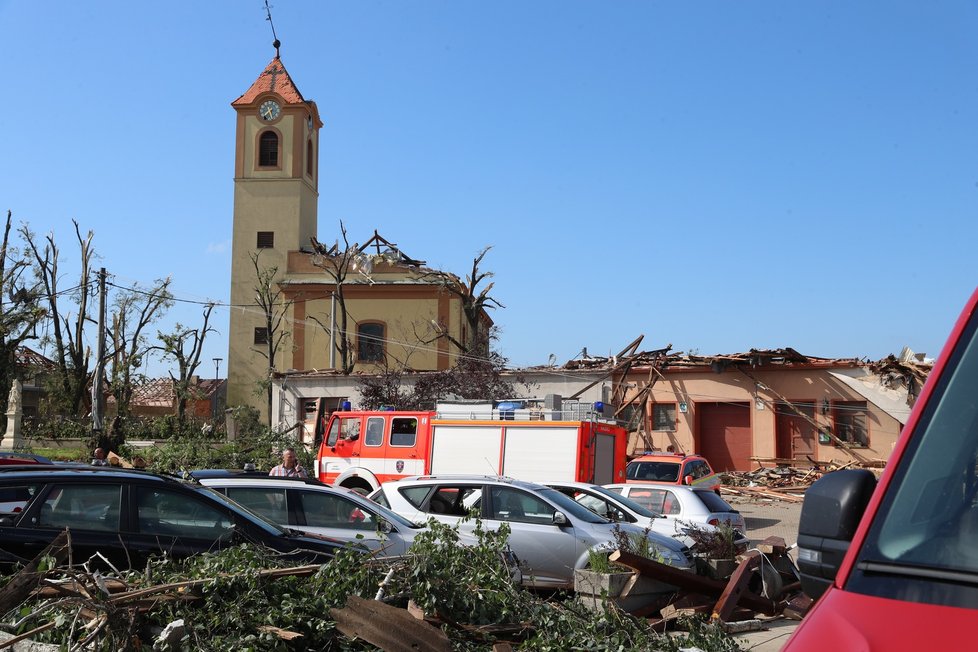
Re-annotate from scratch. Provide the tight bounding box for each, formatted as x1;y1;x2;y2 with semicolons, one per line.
306;140;314;178
259;131;279;167
357;322;385;362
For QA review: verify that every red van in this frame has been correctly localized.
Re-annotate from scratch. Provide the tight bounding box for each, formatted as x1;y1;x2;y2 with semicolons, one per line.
786;288;978;649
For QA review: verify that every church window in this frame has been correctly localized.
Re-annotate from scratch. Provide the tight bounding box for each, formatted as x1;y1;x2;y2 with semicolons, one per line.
259;131;279;167
306;140;314;178
357;323;385;362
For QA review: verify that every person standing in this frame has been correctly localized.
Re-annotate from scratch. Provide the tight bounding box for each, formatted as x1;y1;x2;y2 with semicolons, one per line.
269;447;307;478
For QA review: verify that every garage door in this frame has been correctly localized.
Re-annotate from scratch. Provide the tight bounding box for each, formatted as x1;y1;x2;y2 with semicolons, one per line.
698;402;752;472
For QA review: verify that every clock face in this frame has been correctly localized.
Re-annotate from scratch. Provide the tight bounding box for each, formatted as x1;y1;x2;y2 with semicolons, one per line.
259;100;281;121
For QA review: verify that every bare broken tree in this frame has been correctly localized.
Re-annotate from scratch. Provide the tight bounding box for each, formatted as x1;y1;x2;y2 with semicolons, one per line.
0;211;47;413
20;220;95;417
417;246;503;357
309;222;359;374
251;252;294;424
106;277;173;444
154;303;216;424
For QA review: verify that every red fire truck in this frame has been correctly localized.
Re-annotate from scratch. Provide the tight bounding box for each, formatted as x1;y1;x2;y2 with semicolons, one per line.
316;400;628;494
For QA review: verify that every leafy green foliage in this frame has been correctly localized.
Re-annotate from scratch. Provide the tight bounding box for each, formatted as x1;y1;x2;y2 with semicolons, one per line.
686;522;741;560
2;516;743;651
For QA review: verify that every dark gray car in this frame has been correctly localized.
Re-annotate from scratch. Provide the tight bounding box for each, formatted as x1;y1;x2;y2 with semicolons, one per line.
0;466;358;571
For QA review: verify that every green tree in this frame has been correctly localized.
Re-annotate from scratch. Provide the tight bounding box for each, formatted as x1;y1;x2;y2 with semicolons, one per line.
0;211;47;414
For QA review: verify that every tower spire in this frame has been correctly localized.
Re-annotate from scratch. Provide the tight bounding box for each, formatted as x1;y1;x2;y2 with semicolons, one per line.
263;0;281;58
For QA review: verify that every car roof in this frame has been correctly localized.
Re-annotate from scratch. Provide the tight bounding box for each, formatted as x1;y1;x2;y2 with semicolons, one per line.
0;465;193;486
604;482;705;495
395;474;549;491
0;452;53;463
628;452;707;462
188;469;328;486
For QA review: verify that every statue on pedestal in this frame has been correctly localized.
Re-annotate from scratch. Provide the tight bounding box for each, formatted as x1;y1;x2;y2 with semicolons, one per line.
0;379;24;450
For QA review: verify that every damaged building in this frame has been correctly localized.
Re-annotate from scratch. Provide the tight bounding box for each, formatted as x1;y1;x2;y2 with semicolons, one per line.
602;346;930;472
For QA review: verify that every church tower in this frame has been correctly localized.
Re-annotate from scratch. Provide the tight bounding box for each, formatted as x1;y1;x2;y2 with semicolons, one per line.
227;44;322;416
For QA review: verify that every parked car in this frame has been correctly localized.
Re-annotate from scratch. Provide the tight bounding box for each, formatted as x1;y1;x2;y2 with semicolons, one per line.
0;452;52;466
190;470;426;556
544;480;749;549
0;466;360;572
603;483;747;538
369;474;693;589
625;452;721;492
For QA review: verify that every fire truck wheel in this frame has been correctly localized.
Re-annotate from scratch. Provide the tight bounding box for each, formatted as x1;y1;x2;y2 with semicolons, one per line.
344;483;370;497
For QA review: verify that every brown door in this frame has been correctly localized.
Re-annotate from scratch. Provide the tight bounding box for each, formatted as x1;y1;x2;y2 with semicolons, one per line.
775;401;817;462
698;402;752;472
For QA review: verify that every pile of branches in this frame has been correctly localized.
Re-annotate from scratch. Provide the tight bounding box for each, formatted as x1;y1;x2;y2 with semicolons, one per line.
0;522;742;651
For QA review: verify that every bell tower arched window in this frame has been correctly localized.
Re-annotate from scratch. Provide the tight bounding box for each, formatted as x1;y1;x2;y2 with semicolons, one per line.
258;131;279;167
306;140;314;178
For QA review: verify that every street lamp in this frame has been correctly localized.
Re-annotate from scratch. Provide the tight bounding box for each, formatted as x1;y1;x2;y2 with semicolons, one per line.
213;357;222;380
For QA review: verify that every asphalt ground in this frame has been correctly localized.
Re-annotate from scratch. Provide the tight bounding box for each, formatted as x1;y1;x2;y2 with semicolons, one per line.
720;493;804;652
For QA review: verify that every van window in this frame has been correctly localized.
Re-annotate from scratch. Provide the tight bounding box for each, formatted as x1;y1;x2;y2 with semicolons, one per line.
364;417;385;447
848;311;978;607
390;417;418;447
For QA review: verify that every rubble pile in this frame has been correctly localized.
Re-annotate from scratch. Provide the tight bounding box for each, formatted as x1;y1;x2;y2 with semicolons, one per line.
719;460;885;503
608;535;811;635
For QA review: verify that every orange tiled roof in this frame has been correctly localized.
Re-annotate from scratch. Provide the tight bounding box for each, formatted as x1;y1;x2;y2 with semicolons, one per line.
232;56;306;107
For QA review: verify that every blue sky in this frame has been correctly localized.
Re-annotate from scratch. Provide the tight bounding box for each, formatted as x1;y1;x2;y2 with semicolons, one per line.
2;1;976;378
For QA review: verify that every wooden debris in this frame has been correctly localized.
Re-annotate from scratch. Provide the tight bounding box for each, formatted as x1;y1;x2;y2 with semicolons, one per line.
257;625;303;641
330;595;452;652
0;530;70;616
783;593;813;620
719;619;763;634
711;551;763;622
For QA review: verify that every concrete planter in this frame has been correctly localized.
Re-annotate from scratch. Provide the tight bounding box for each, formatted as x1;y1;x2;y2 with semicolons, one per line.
696;556;739;580
574;569;675;613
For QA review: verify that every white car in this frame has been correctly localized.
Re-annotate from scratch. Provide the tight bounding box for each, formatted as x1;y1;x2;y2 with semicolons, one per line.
369;474;694;590
192;471;424;557
603;483;748;538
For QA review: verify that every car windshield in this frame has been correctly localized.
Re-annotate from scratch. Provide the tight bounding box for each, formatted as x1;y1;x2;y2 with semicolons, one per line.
851;309;978;605
626;460;681;482
536;487;608;524
197;485;287;536
582;484;660;518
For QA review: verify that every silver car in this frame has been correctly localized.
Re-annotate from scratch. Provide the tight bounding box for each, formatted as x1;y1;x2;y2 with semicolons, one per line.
369;474;693;589
603;483;748;537
193;472;424;557
545;480;749;549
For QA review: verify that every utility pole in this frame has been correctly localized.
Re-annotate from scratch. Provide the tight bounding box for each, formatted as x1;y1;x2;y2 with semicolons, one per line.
91;268;107;434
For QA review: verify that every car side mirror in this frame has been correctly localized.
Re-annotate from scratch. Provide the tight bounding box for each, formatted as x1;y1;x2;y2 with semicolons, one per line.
683;475;694;485
797;469;877;600
378;519;393;534
552;511;568;526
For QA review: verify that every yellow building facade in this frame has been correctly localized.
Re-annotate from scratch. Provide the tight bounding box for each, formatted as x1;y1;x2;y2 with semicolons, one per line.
228;51;486;420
